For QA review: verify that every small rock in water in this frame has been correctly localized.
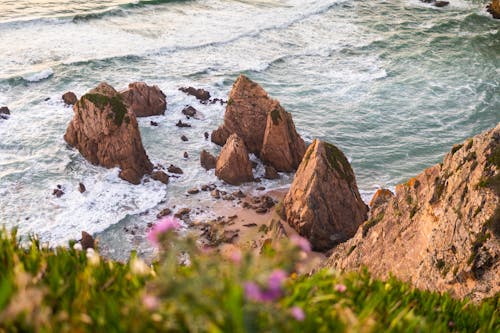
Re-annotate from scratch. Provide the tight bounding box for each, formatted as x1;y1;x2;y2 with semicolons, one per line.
168;164;183;174
184;152;189;158
150;121;159;127
211;190;221;199
81;231;95;250
44;97;50;101
256;186;265;191
182;105;198;117
187;188;200;195
78;182;86;193
433;1;449;7
174;208;191;218
53;186;64;198
176;120;192;128
200;150;217;171
62;91;77;105
157;208;172;218
181;135;188;142
151;171;169;185
232;190;246;198
264;165;279;180
204;132;209;140
179;87;211;102
0;106;9;119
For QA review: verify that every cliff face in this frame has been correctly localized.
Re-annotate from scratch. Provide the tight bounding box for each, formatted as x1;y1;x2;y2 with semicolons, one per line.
325;124;500;300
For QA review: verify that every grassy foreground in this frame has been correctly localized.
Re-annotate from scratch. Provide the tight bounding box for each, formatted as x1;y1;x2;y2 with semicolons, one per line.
0;223;498;333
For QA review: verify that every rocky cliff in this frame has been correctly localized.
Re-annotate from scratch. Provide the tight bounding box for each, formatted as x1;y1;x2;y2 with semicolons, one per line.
325;124;500;300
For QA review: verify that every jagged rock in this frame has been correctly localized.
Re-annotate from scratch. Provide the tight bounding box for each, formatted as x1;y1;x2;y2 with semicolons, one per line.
183;152;189;159
151;171;169;185
167;164;183;174
264;165;279;180
64;82;153;184
200;150;217;170
52;188;64;198
81;231;95;250
0;106;10;119
157;208;172;218
120;82;166;117
179;87;211;102
215;134;254;185
181;135;188;142
204;132;209;140
260;106;306;172
325;125;500;301
62;92;78;105
211;75;274;153
78;182;86;193
369;188;394;209
182;105;201;119
176;120;191;128
283;139;368;252
150;121;158;127
487;0;500;18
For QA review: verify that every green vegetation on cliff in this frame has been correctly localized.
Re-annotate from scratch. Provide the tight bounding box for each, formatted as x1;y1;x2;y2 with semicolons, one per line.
0;226;498;332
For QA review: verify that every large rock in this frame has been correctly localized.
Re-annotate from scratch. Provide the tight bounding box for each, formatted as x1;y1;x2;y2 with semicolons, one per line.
283;139;368;252
62;92;78;105
260;106;306;172
0;106;10;120
120;82;166;117
215;134;254;185
325;125;500;301
200;150;217;171
211;75;275;154
64;82;153;184
487;0;500;19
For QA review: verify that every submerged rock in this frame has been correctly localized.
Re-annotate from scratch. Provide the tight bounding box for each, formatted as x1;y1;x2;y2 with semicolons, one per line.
120;82;166;117
260;106;306;172
215;134;254;185
64;82;153;184
200;150;217;170
283;139;368;252
325;124;500;301
62;92;78;105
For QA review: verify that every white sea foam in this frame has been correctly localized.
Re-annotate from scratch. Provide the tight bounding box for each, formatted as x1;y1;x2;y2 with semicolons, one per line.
22;68;54;82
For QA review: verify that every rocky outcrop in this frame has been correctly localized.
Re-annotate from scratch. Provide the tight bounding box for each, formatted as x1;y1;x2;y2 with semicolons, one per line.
283;139;368;251
62;92;78;105
369;188;394;209
64;82;153;184
260;106;306;172
325;125;500;301
179;87;210;102
200;150;217;170
215;134;254;185
487;0;500;19
0;106;10;120
120;82;166;117
211;75;278;154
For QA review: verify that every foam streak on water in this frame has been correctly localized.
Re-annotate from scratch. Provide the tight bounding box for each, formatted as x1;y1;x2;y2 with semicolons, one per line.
0;0;498;256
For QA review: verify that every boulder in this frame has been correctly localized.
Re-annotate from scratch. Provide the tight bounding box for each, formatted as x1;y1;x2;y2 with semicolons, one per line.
0;106;9;120
283;139;368;251
64;82;153;184
260;106;306;172
200;150;217;170
215;134;254;185
211;75;274;153
62;92;78;105
151;171;169;185
120;82;166;117
264;165;279;180
179;87;210;101
325;125;500;301
487;0;500;18
167;164;183;174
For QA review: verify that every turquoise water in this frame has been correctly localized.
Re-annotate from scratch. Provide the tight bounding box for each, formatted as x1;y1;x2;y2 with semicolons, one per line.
0;0;498;258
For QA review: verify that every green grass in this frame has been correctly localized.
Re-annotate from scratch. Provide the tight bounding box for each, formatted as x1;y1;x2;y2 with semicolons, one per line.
0;227;498;332
82;93;128;127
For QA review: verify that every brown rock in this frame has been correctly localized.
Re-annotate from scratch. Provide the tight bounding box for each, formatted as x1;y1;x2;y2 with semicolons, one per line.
187;188;200;195
78;182;86;193
433;1;449;7
167;164;183;174
204;132;209;140
157;208;172;218
260;106;306;172
211;190;221;199
264;165;279;180
215;134;254;185
325;125;500;301
0;106;10;119
183;152;189;159
179;87;210;101
200;150;217;170
487;0;500;18
369;188;394;209
211;75;273;153
151;171;169;185
174;208;191;218
182;106;197;117
53;188;64;198
120;82;166;117
81;231;95;250
62;92;78;105
176;120;191;128
64;83;153;184
283;139;368;251
181;135;188;142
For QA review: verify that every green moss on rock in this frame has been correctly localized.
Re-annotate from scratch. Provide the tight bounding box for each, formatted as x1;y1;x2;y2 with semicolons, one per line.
324;142;354;184
82;93;128;126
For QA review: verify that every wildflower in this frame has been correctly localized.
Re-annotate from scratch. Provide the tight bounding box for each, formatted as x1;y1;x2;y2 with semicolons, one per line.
73;243;82;251
290;306;305;321
335;283;347;293
244;282;263;302
244;269;288;302
142;294;160;310
267;269;287;291
147;217;181;245
86;248;100;266
290;234;311;253
130;257;151;276
229;247;242;264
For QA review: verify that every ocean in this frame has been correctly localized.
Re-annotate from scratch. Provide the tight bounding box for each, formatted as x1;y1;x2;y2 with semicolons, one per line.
0;0;498;259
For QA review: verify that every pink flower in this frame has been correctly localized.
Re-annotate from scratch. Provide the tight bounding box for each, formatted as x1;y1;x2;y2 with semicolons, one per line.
290;306;305;321
142;294;160;310
229;248;242;264
147;217;181;245
244;282;263;302
335;283;347;293
290;235;311;253
267;269;287;291
244;269;288;302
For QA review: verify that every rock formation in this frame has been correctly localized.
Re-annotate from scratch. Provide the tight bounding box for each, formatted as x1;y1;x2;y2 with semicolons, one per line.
120;82;166;117
179;87;210;102
215;134;254;185
64;82;153;184
369;188;394;209
325;124;500;301
487;0;500;19
0;106;10;120
260;106;306;172
283;139;368;251
200;150;217;171
62;92;78;105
